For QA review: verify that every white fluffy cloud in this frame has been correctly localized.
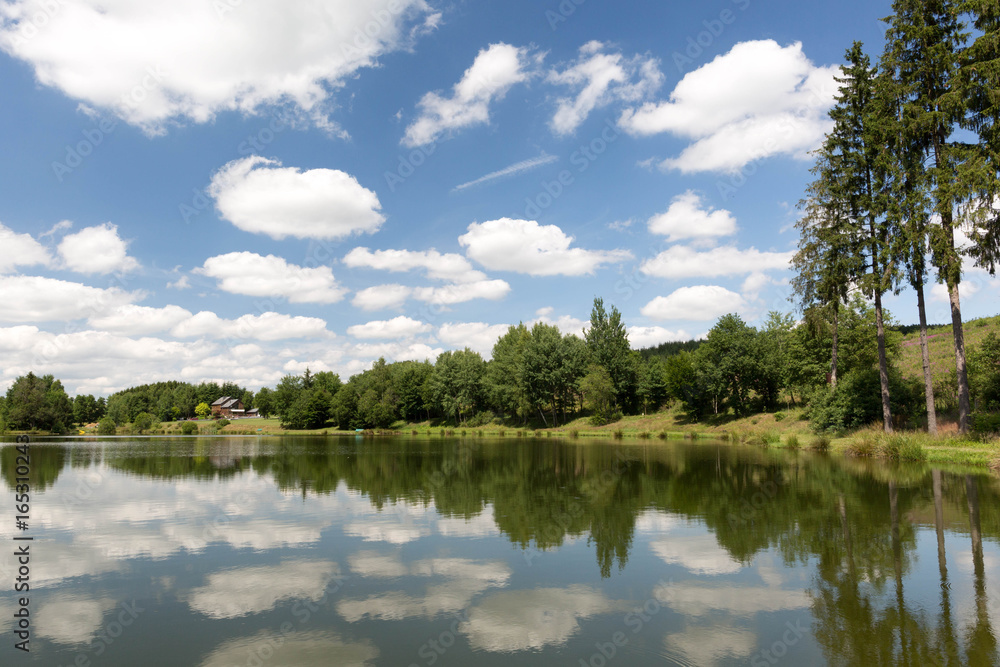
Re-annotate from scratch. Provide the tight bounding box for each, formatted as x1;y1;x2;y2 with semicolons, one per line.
641;245;793;279
343;247;486;283
0;275;140;322
196;252;347;303
0;0;437;133
619;40;838;172
437;322;510;357
347;316;432;339
648;191;737;242
403;43;537;147
352;284;413;311
209;157;384;241
547;41;661;136
57;223;140;274
412;280;510;305
641;286;745;321
459;218;631;276
88;304;193;335
0;222;51;272
627;326;692;349
172;311;331;341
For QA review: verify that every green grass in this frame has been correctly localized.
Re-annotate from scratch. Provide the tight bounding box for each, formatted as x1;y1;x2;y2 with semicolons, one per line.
897;314;1000;385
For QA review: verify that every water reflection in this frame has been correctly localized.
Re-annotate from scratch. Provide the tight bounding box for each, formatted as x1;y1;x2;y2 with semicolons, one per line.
0;436;996;666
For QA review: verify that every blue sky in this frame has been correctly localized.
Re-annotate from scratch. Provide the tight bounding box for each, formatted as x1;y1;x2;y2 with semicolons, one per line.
0;0;995;395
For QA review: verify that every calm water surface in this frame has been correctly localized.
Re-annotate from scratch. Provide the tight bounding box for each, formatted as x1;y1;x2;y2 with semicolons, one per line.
1;436;998;666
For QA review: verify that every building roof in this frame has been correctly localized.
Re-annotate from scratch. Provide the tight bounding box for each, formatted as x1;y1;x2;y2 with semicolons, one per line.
211;396;231;406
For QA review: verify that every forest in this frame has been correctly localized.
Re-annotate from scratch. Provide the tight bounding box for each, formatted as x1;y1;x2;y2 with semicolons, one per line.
1;295;999;436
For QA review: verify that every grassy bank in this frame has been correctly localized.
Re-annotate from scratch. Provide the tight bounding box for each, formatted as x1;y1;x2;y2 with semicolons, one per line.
53;406;1000;470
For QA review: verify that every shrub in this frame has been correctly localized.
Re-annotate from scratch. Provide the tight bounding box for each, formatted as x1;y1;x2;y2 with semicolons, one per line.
465;411;496;427
497;428;506;437
216;418;230;428
972;412;1000;436
774;411;786;422
613;429;624;440
810;435;831;452
97;417;117;436
180;421;198;435
785;434;800;450
569;429;580;439
844;429;878;457
657;429;667;440
589;409;623;427
807;368;924;433
133;412;154;433
763;430;780;446
638;431;651;439
51;421;67;435
876;434;927;462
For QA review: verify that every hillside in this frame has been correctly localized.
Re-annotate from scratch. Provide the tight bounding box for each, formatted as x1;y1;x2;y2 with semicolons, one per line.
897;315;1000;385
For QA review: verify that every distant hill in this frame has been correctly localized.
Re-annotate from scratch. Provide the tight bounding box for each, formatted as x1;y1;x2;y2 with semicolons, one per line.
636;339;702;360
895;315;1000;383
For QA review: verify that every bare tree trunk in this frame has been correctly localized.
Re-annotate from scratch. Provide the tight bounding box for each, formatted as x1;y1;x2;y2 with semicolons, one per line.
949;281;971;433
916;280;937;434
831;304;839;389
875;291;893;432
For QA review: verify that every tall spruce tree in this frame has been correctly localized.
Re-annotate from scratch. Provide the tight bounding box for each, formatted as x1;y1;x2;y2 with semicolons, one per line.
958;0;1000;272
879;62;940;433
824;42;900;431
883;0;976;431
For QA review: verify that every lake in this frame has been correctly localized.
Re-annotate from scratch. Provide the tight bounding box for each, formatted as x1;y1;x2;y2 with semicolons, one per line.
1;435;998;666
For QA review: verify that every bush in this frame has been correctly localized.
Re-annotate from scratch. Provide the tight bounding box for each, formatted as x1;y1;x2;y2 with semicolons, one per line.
465;411;496;427
774;411;786;422
569;429;580;439
785;434;800;450
877;434;927;462
807;368;923;433
589;409;623;427
810;435;830;452
613;429;624;439
844;429;878;457
51;421;67;435
97;417;117;436
638;431;651;439
132;412;154;433
972;412;1000;436
180;421;198;435
216;418;230;428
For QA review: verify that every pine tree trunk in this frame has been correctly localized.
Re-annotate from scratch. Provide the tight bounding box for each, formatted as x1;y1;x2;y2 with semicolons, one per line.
874;290;893;433
948;281;971;433
830;304;839;389
915;279;938;434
